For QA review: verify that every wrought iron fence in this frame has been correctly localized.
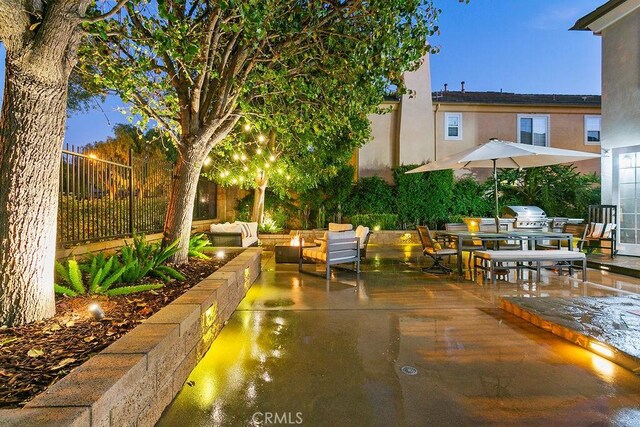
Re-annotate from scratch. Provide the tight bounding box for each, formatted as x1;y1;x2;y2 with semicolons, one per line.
58;144;216;245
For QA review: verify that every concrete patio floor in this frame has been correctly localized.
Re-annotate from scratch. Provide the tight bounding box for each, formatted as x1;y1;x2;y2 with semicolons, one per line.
158;245;640;426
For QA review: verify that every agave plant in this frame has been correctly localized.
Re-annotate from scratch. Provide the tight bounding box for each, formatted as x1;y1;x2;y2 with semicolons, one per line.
54;235;186;297
188;233;212;260
117;235;185;283
54;255;162;297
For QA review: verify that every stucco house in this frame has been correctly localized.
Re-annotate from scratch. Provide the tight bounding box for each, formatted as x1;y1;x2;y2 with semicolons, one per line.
573;0;640;255
357;54;602;182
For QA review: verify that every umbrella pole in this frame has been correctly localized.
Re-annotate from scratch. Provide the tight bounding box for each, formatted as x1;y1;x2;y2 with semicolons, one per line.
493;159;500;232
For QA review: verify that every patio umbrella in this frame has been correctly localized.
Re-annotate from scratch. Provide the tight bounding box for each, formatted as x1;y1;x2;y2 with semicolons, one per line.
406;139;600;228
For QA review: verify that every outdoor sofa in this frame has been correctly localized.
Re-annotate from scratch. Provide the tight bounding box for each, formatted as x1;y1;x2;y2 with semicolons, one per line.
206;221;259;247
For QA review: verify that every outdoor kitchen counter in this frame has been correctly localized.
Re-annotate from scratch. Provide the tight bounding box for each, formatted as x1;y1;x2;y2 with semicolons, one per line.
439;230;574;277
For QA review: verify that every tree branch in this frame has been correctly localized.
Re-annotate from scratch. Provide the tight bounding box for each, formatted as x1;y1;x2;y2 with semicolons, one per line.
83;0;129;24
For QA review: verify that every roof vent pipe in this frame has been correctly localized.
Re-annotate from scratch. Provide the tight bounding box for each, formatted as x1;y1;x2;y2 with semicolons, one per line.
461;81;465;92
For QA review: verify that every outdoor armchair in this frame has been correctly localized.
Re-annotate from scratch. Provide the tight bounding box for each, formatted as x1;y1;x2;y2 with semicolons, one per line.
299;230;360;279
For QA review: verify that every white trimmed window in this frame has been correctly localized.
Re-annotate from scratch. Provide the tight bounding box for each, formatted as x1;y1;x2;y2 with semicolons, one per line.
517;114;549;146
445;112;462;140
584;115;601;145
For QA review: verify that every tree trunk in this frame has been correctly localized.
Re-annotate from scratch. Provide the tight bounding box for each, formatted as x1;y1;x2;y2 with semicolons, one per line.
251;177;268;225
163;154;202;264
0;64;68;326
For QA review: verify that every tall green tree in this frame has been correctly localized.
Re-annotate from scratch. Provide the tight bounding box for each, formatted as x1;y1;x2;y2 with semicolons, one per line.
208;111;367;225
80;0;440;263
0;1;129;326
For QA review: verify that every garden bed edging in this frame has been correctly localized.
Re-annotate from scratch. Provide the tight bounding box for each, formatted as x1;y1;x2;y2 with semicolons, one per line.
1;247;262;427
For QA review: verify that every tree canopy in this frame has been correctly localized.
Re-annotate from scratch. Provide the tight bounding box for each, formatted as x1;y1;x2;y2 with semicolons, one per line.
77;0;441;262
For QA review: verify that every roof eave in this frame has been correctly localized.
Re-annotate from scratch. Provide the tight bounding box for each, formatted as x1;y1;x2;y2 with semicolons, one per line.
571;0;640;32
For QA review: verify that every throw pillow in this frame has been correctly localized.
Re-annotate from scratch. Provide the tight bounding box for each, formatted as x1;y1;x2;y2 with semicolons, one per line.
589;222;604;239
601;223;616;239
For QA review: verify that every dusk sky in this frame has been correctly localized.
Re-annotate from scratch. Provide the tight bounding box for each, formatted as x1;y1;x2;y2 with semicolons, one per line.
0;0;605;147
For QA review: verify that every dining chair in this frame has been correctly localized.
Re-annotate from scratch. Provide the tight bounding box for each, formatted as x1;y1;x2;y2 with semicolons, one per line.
416;225;456;274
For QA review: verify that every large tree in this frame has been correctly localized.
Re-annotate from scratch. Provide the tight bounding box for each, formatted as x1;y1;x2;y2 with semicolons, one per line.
0;1;128;325
80;0;439;263
208;88;370;225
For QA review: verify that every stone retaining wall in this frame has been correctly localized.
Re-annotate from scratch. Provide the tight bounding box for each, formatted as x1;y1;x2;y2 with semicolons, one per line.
2;247;262;427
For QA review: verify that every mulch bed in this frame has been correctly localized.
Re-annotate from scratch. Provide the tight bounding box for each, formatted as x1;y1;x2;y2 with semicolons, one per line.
0;251;240;409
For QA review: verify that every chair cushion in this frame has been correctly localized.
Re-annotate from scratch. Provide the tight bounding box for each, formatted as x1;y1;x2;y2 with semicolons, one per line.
210;222;242;233
475;250;585;262
354;225;370;249
328;223;353;232
241;236;259;247
303;248;326;262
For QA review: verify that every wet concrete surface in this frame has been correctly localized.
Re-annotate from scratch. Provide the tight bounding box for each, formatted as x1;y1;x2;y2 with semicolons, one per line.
158;245;640;426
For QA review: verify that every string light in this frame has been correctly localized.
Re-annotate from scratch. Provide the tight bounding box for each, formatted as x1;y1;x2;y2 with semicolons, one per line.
258;135;266;143
232;153;239;160
256;148;263;155
204;157;212;166
243;166;249;171
231;178;238;184
240;154;247;161
243;124;251;131
265;162;270;168
269;155;276;162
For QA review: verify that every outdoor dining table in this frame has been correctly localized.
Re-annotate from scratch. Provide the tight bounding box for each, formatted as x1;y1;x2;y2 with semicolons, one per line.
439;230;574;277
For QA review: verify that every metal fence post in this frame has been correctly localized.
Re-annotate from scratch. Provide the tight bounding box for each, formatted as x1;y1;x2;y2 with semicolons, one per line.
129;148;134;237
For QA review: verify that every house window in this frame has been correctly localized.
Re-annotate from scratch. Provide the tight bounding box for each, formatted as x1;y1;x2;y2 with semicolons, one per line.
445;113;462;140
517;115;549;146
585;115;601;144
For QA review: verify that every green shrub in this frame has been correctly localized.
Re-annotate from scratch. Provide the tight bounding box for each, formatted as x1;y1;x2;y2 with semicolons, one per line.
259;217;284;233
343;176;394;215
449;176;492;218
350;213;398;230
297;164;355;228
496;165;600;219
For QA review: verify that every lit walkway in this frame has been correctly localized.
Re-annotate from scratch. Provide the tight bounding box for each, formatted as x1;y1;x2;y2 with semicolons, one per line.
158;245;640;426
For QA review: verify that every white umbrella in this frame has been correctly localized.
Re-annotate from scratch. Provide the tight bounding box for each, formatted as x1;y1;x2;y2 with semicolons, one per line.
406;139;601;227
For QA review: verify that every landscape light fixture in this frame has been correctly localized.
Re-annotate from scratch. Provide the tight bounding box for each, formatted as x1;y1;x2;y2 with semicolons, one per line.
88;303;105;320
216;250;225;259
589;341;615;358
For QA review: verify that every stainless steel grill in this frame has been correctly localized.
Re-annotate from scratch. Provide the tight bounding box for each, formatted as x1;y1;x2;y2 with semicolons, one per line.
501;206;548;230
